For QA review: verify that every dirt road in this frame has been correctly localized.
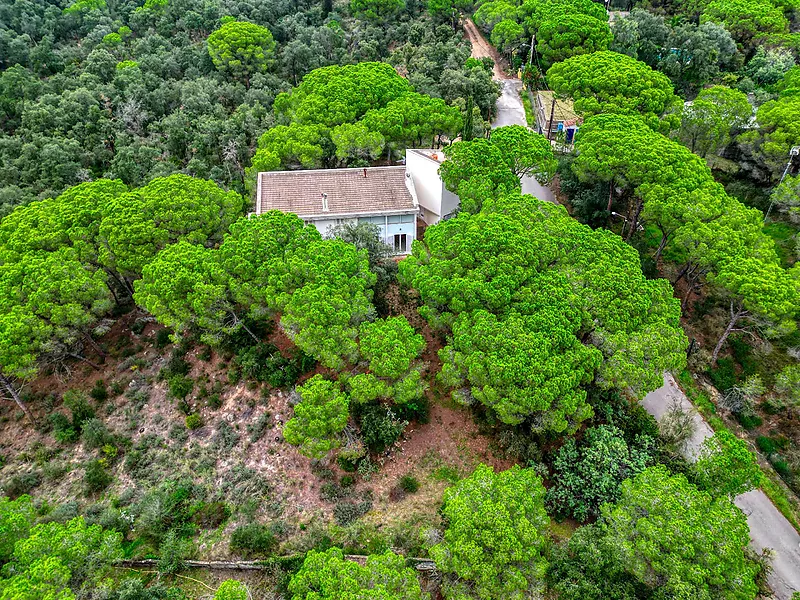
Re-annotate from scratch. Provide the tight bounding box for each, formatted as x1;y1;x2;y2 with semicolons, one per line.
463;18;508;79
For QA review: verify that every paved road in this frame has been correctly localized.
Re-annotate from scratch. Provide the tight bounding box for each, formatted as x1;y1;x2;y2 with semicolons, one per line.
642;375;800;599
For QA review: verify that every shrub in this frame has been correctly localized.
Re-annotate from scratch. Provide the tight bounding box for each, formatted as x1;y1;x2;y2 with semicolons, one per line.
90;380;109;403
214;580;249;600
81;418;114;450
63;390;96;432
160;352;191;379
207;393;223;410
757;436;777;454
2;471;41;498
399;475;419;493
84;460;113;495
168;375;194;400
155;328;173;348
341;475;355;488
708;358;738;391
737;413;763;429
213;421;240;452
357;404;406;454
694;430;762;497
772;459;791;478
158;530;192;574
247;412;272;442
185;414;204;430
50;412;78;443
191;501;230;529
198;346;213;362
333;498;373;526
230;523;277;557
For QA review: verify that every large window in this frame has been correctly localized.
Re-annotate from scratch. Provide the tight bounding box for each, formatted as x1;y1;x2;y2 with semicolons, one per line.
393;233;407;254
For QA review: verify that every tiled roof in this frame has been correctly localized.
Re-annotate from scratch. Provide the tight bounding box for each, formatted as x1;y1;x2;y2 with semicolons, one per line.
257;166;416;217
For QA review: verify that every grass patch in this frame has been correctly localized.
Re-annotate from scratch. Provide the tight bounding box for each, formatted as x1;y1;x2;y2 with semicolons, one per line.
520;88;536;129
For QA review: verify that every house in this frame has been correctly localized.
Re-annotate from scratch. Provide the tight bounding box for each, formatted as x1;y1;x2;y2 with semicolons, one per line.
533;90;581;143
255;166;419;254
404;149;461;225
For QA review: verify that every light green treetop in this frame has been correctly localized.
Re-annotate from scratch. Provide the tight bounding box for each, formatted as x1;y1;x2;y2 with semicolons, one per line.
283;375;350;459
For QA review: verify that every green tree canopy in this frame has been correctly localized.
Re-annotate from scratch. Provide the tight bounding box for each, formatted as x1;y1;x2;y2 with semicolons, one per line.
519;0;607;33
430;464;550;600
289;547;428;599
601;466;758;598
694;429;762;497
739;93;800;181
213;580;248;600
274;63;412;128
358;316;425;379
99;175;243;278
400;193;686;428
546;425;654;522
438;138;520;213
547;51;681;133
0;495;35;563
350;0;405;20
207;21;276;82
283;375;350;459
490;19;525;60
701;0;788;49
678;85;752;156
536;14;612;69
489;125;556;180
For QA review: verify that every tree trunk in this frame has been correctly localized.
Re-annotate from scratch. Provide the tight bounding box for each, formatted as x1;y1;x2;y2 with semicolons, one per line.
68;353;102;370
712;302;748;362
653;227;669;263
625;198;644;241
239;320;260;343
672;261;692;285
83;331;107;358
0;373;36;425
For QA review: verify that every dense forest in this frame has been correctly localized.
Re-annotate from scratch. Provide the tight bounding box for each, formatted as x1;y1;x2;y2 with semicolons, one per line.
1;0;800;598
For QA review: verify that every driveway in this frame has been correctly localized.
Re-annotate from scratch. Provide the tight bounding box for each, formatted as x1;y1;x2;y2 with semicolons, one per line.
642;374;800;598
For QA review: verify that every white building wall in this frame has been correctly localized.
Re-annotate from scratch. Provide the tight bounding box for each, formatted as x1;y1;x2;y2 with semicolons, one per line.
405;150;445;224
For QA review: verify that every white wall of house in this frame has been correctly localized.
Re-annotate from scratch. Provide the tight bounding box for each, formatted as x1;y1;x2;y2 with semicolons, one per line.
405;150;459;225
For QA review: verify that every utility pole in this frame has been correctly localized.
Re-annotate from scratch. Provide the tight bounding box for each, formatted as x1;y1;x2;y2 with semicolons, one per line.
528;33;535;66
765;145;800;222
546;96;556;140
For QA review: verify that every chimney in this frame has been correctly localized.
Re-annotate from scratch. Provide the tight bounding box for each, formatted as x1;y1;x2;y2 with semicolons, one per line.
363;168;367;178
321;192;328;212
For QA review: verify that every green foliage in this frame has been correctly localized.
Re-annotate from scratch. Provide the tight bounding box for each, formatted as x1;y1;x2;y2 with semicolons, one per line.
157;530;192;574
80;418;114;450
83;459;112;495
347;373;390;404
283;376;349;459
546;425;654;522
214;580;248;600
350;0;405;20
701;0;788;48
357;403;406;453
358;316;425;379
0;495;35;563
401;193;686;432
207;21;276;81
167;375;193;401
289;547;428;599
185;414;203;430
536;14;612;69
438;138;520;213
489;125;556;181
430;464;549;600
229;523;277;557
694;429;762;497
399;474;419;493
1;473;41;500
547;51;681;133
600;466;758;598
679;86;752;156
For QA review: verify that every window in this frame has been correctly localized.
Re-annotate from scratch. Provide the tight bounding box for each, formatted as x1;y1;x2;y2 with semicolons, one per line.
401;214;415;223
393;234;407;254
387;215;402;224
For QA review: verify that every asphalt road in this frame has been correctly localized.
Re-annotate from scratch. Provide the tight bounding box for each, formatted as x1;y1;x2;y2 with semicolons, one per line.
491;79;556;203
642;374;800;599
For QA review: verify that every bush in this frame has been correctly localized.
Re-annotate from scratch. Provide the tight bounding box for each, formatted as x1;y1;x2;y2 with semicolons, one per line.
49;412;78;443
757;436;777;454
708;358;738;391
341;475;355;488
333;498;373;526
191;501;230;529
155;328;173;348
230;523;277;557
2;471;41;498
736;413;763;430
357;404;406;454
158;530;192;574
213;421;240;451
90;380;109;403
399;474;419;493
81;418;115;450
84;460;113;495
207;393;223;410
168;375;194;400
247;412;272;442
773;459;792;478
185;414;203;430
63;390;95;432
